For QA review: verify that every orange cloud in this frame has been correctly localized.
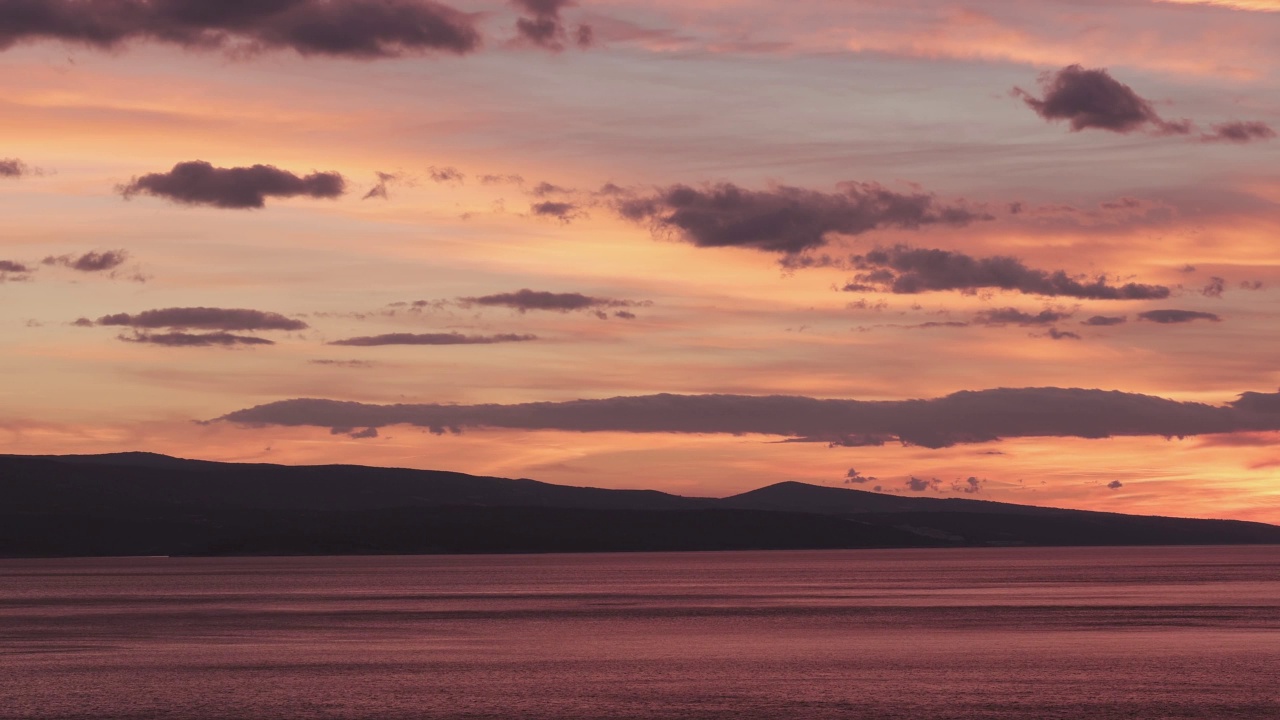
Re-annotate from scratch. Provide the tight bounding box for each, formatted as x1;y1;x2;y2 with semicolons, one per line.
1156;0;1280;9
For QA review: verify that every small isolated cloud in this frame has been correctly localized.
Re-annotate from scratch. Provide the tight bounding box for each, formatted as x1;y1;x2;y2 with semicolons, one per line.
1201;121;1277;144
954;477;984;494
121;332;275;348
1082;315;1127;327
329;332;538;346
479;174;524;185
458;289;639;313
332;426;380;439
0;260;31;274
511;0;591;51
844;245;1169;299
844;468;877;484
95;307;308;331
121;160;346;209
363;171;402;200
42;250;128;272
614;182;989;256
1138;309;1222;324
614;310;637;320
973;308;1073;326
905;476;941;492
1045;328;1082;340
310;359;375;368
530;181;571;197
1013;65;1192;135
0;0;482;59
429;166;465;185
1202;276;1226;298
531;201;582;222
1;158;30;177
1107;480;1124;490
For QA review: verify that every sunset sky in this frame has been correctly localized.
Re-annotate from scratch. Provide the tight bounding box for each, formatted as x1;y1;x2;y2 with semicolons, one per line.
2;0;1279;522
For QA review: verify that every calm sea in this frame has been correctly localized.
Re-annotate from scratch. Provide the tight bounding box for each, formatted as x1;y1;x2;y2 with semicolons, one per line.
1;546;1277;719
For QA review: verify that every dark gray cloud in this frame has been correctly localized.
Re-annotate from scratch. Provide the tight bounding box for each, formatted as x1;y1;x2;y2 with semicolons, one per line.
1201;121;1276;144
0;0;482;58
121;160;346;209
972;308;1073;326
614;310;637;320
42;249;128;272
531;181;570;197
1082;315;1127;327
458;289;637;313
615;182;990;255
1045;328;1081;340
906;477;941;492
844;245;1170;299
429;166;464;185
329;332;538;346
844;468;876;485
1107;480;1124;490
1201;276;1226;298
511;0;590;51
309;359;375;368
215;387;1280;449
906;320;970;330
96;307;308;331
954;477;984;494
332;426;380;439
121;331;275;347
1014;65;1192;135
0;259;30;273
531;200;581;221
479;173;524;185
362;171;401;200
1;157;29;177
1138;309;1222;324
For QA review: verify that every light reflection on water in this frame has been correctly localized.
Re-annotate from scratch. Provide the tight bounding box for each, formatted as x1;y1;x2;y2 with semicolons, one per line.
2;546;1278;719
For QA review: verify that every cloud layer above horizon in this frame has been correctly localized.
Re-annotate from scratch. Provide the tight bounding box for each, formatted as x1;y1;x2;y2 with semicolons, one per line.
3;0;1280;523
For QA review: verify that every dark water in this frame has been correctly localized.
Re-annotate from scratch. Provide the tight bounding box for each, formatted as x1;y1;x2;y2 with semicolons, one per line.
1;547;1277;720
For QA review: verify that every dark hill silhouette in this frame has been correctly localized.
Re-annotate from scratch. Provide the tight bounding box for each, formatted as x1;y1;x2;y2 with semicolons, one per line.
3;453;1278;557
725;480;1068;516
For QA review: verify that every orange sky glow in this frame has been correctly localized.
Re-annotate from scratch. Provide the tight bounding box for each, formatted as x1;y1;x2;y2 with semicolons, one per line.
1;0;1278;523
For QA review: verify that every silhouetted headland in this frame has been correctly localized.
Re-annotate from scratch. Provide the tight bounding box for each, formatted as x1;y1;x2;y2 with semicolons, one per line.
3;453;1277;557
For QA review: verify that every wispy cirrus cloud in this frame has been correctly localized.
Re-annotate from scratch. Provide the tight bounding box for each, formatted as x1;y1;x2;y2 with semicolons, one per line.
42;250;129;273
329;332;538;347
120;161;346;209
362;171;402;201
458;289;640;314
122;332;276;348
